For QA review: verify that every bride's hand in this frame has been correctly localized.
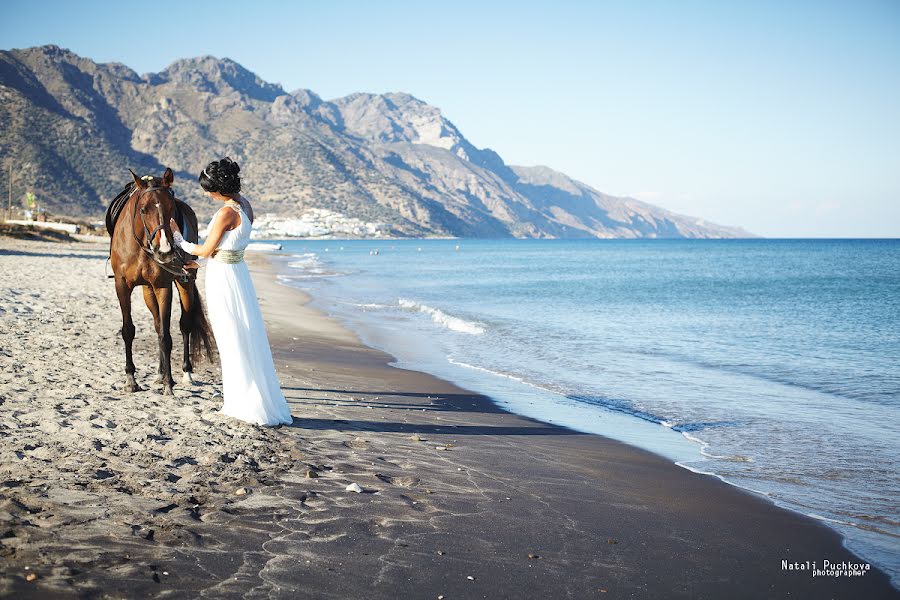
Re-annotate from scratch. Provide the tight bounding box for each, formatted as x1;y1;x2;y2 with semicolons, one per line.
183;261;200;270
169;218;185;244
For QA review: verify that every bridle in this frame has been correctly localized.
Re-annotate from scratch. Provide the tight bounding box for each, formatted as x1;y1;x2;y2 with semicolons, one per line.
129;184;193;282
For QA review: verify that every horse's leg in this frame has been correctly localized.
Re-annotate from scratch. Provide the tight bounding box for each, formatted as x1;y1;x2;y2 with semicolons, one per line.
154;284;176;396
175;280;194;385
115;278;140;392
142;286;163;384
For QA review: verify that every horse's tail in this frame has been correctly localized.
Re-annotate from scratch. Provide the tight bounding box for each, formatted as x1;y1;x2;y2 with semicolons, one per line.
187;282;217;366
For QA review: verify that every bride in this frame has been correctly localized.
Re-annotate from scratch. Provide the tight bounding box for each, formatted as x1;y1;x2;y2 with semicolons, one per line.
170;157;293;426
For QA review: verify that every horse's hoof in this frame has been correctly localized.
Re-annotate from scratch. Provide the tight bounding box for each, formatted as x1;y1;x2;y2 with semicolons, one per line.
182;372;194;385
162;385;174;396
125;381;142;393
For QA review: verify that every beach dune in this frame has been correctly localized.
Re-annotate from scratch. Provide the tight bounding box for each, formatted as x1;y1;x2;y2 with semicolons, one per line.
0;237;895;599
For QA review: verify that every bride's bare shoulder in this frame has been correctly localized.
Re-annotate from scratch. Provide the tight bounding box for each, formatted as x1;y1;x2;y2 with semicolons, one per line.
212;205;240;230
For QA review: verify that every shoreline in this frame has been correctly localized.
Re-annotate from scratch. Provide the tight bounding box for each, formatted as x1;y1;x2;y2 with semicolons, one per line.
0;236;896;598
267;239;900;583
248;252;899;598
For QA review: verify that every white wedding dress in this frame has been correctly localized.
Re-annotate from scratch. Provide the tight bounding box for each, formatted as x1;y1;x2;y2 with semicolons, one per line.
202;204;293;426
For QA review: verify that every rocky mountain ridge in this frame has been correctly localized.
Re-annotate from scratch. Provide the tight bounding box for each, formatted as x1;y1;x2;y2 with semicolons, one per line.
0;45;750;238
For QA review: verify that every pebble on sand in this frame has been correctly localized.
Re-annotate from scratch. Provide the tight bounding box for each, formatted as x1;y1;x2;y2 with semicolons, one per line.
25;573;37;582
346;482;364;493
235;487;250;496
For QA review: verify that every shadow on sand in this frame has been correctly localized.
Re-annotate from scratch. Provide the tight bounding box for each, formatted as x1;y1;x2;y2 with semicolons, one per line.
285;416;581;437
0;249;107;260
283;387;581;437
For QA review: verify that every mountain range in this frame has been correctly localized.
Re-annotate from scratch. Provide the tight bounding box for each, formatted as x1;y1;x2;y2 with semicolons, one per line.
0;45;750;238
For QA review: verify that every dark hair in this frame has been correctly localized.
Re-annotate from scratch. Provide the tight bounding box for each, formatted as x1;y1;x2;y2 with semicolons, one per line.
199;157;241;194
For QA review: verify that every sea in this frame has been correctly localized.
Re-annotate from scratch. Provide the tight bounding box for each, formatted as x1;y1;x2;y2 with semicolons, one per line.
270;238;899;585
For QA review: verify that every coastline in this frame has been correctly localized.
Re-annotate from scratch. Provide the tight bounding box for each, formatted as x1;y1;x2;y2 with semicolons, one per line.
0;237;896;598
248;252;899;598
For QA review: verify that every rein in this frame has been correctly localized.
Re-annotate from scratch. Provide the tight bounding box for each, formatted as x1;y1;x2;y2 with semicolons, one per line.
129;185;192;282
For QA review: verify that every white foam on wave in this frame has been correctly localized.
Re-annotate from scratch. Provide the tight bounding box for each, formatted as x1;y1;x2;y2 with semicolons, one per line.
246;242;282;252
287;253;322;269
349;302;390;310
397;298;485;335
284;252;339;278
452;358;757;464
679;430;754;462
441;357;699;463
447;357;559;393
675;461;774;496
280;273;328;280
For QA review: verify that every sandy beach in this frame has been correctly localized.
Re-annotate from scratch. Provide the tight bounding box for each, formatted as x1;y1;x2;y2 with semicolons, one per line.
0;235;896;599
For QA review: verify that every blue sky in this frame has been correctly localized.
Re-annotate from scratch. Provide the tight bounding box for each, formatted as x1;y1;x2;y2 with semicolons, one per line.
2;0;898;236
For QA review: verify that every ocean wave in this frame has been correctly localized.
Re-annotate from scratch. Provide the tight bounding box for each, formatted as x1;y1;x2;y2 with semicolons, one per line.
440;365;754;464
348;302;390;310
288;256;323;270
283;252;341;278
278;273;330;280
447;358;561;393
286;267;330;274
628;346;895;404
567;393;664;425
679;431;754;462
397;298;485;335
567;396;753;462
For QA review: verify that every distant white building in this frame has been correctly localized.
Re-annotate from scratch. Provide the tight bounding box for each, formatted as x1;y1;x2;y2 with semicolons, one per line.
207;208;388;239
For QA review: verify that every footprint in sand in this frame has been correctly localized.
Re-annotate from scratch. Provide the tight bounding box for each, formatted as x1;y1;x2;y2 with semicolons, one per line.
374;473;421;488
342;437;370;451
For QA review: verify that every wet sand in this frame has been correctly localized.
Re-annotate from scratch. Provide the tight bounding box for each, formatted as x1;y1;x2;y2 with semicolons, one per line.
0;236;896;599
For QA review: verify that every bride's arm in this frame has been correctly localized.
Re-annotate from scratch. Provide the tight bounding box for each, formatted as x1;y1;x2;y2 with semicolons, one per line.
170;208;240;258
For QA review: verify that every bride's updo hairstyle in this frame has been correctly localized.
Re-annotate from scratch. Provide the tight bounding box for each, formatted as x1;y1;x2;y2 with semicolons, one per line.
199;157;241;195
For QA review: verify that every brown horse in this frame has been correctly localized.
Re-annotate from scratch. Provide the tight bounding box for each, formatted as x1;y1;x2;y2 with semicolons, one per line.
109;168;215;395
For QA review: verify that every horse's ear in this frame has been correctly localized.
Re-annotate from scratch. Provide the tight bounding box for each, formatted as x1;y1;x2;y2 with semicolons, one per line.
162;167;174;188
129;168;145;189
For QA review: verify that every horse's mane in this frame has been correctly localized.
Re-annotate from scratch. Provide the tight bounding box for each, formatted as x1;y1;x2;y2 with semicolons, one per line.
105;181;137;236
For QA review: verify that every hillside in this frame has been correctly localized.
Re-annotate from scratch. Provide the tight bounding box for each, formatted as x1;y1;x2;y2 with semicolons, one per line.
0;46;750;238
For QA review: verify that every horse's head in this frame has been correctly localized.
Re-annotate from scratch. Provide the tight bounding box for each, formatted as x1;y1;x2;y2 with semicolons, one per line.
130;167;178;262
